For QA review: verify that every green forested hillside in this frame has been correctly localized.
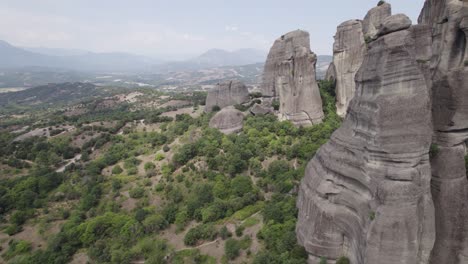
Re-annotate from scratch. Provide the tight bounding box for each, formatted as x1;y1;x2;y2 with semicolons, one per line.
0;81;341;263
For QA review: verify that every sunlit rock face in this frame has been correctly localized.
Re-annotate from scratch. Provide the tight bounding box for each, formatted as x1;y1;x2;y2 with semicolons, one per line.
208;106;244;134
362;2;392;39
419;1;468;263
275;46;324;126
204;80;249;113
260;30;310;98
260;30;324;126
333;19;366;117
296;15;435;264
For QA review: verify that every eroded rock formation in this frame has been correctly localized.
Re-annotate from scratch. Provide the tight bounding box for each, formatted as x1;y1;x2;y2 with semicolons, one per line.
333;20;366;117
418;1;468;263
276;47;324;125
362;2;392;38
260;30;324;126
204;80;249;112
208;106;244;134
260;30;310;97
296;15;435;264
325;62;336;84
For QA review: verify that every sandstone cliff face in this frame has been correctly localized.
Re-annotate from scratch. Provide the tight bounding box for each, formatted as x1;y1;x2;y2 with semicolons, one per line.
418;1;468;263
296;15;435;264
362;2;392;38
208;106;244;134
204;80;249;112
260;30;324;126
333;20;367;117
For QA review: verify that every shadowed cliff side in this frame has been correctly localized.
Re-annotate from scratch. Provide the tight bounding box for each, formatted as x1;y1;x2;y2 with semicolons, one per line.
419;1;468;263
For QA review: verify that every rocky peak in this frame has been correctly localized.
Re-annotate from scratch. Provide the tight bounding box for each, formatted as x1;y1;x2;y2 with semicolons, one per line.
332;19;367;117
377;14;412;37
259;29;324;126
362;2;392;38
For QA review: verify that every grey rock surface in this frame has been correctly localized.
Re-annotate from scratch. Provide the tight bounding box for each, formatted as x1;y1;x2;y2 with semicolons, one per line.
332;19;366;117
204;80;249;112
275;47;324;126
324;62;336;84
418;1;468;263
362;2;392;38
260;30;310;97
260;30;324;126
208;106;244;134
296;22;435;264
377;14;412;36
250;103;272;116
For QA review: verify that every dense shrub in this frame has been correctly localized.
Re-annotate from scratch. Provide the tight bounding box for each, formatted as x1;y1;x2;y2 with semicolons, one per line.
183;224;218;246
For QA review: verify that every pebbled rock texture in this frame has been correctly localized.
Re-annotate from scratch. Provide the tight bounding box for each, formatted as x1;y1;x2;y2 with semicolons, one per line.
332;19;367;117
419;1;468;263
208;106;244;134
204;80;250;112
296;20;435;264
362;2;392;39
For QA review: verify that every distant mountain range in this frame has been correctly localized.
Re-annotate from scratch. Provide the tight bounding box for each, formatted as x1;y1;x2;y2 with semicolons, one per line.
0;40;268;73
0;40;332;88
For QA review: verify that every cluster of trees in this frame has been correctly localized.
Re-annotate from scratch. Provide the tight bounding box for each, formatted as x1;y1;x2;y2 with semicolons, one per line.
0;81;345;263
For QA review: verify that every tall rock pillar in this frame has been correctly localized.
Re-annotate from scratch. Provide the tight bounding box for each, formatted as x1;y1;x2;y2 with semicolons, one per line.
296;15;435;264
419;1;468;263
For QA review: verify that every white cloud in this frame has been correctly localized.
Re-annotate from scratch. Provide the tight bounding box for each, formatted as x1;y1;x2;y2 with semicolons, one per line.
225;25;239;32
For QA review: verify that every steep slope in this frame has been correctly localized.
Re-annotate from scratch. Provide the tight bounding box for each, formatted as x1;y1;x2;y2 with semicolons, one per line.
419;1;468;263
296;15;435;264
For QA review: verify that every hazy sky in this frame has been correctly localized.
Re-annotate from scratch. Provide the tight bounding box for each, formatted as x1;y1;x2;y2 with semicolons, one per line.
0;0;425;58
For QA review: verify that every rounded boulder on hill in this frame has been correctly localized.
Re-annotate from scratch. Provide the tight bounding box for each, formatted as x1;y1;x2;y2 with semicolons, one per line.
209;107;244;134
204;80;250;112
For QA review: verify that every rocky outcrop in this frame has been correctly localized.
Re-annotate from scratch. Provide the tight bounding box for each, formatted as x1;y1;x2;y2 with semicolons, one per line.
418;1;468;263
204;80;249;112
208;106;244;134
377;13;412;36
296;15;435;264
333;19;367;117
260;30;310;97
260;30;324;126
325;62;336;84
250;103;272;116
362;2;392;38
276;47;324;126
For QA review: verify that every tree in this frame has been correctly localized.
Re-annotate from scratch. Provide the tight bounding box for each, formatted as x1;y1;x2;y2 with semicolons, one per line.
112;165;123;175
225;238;241;260
336;256;350;264
231;176;253;197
